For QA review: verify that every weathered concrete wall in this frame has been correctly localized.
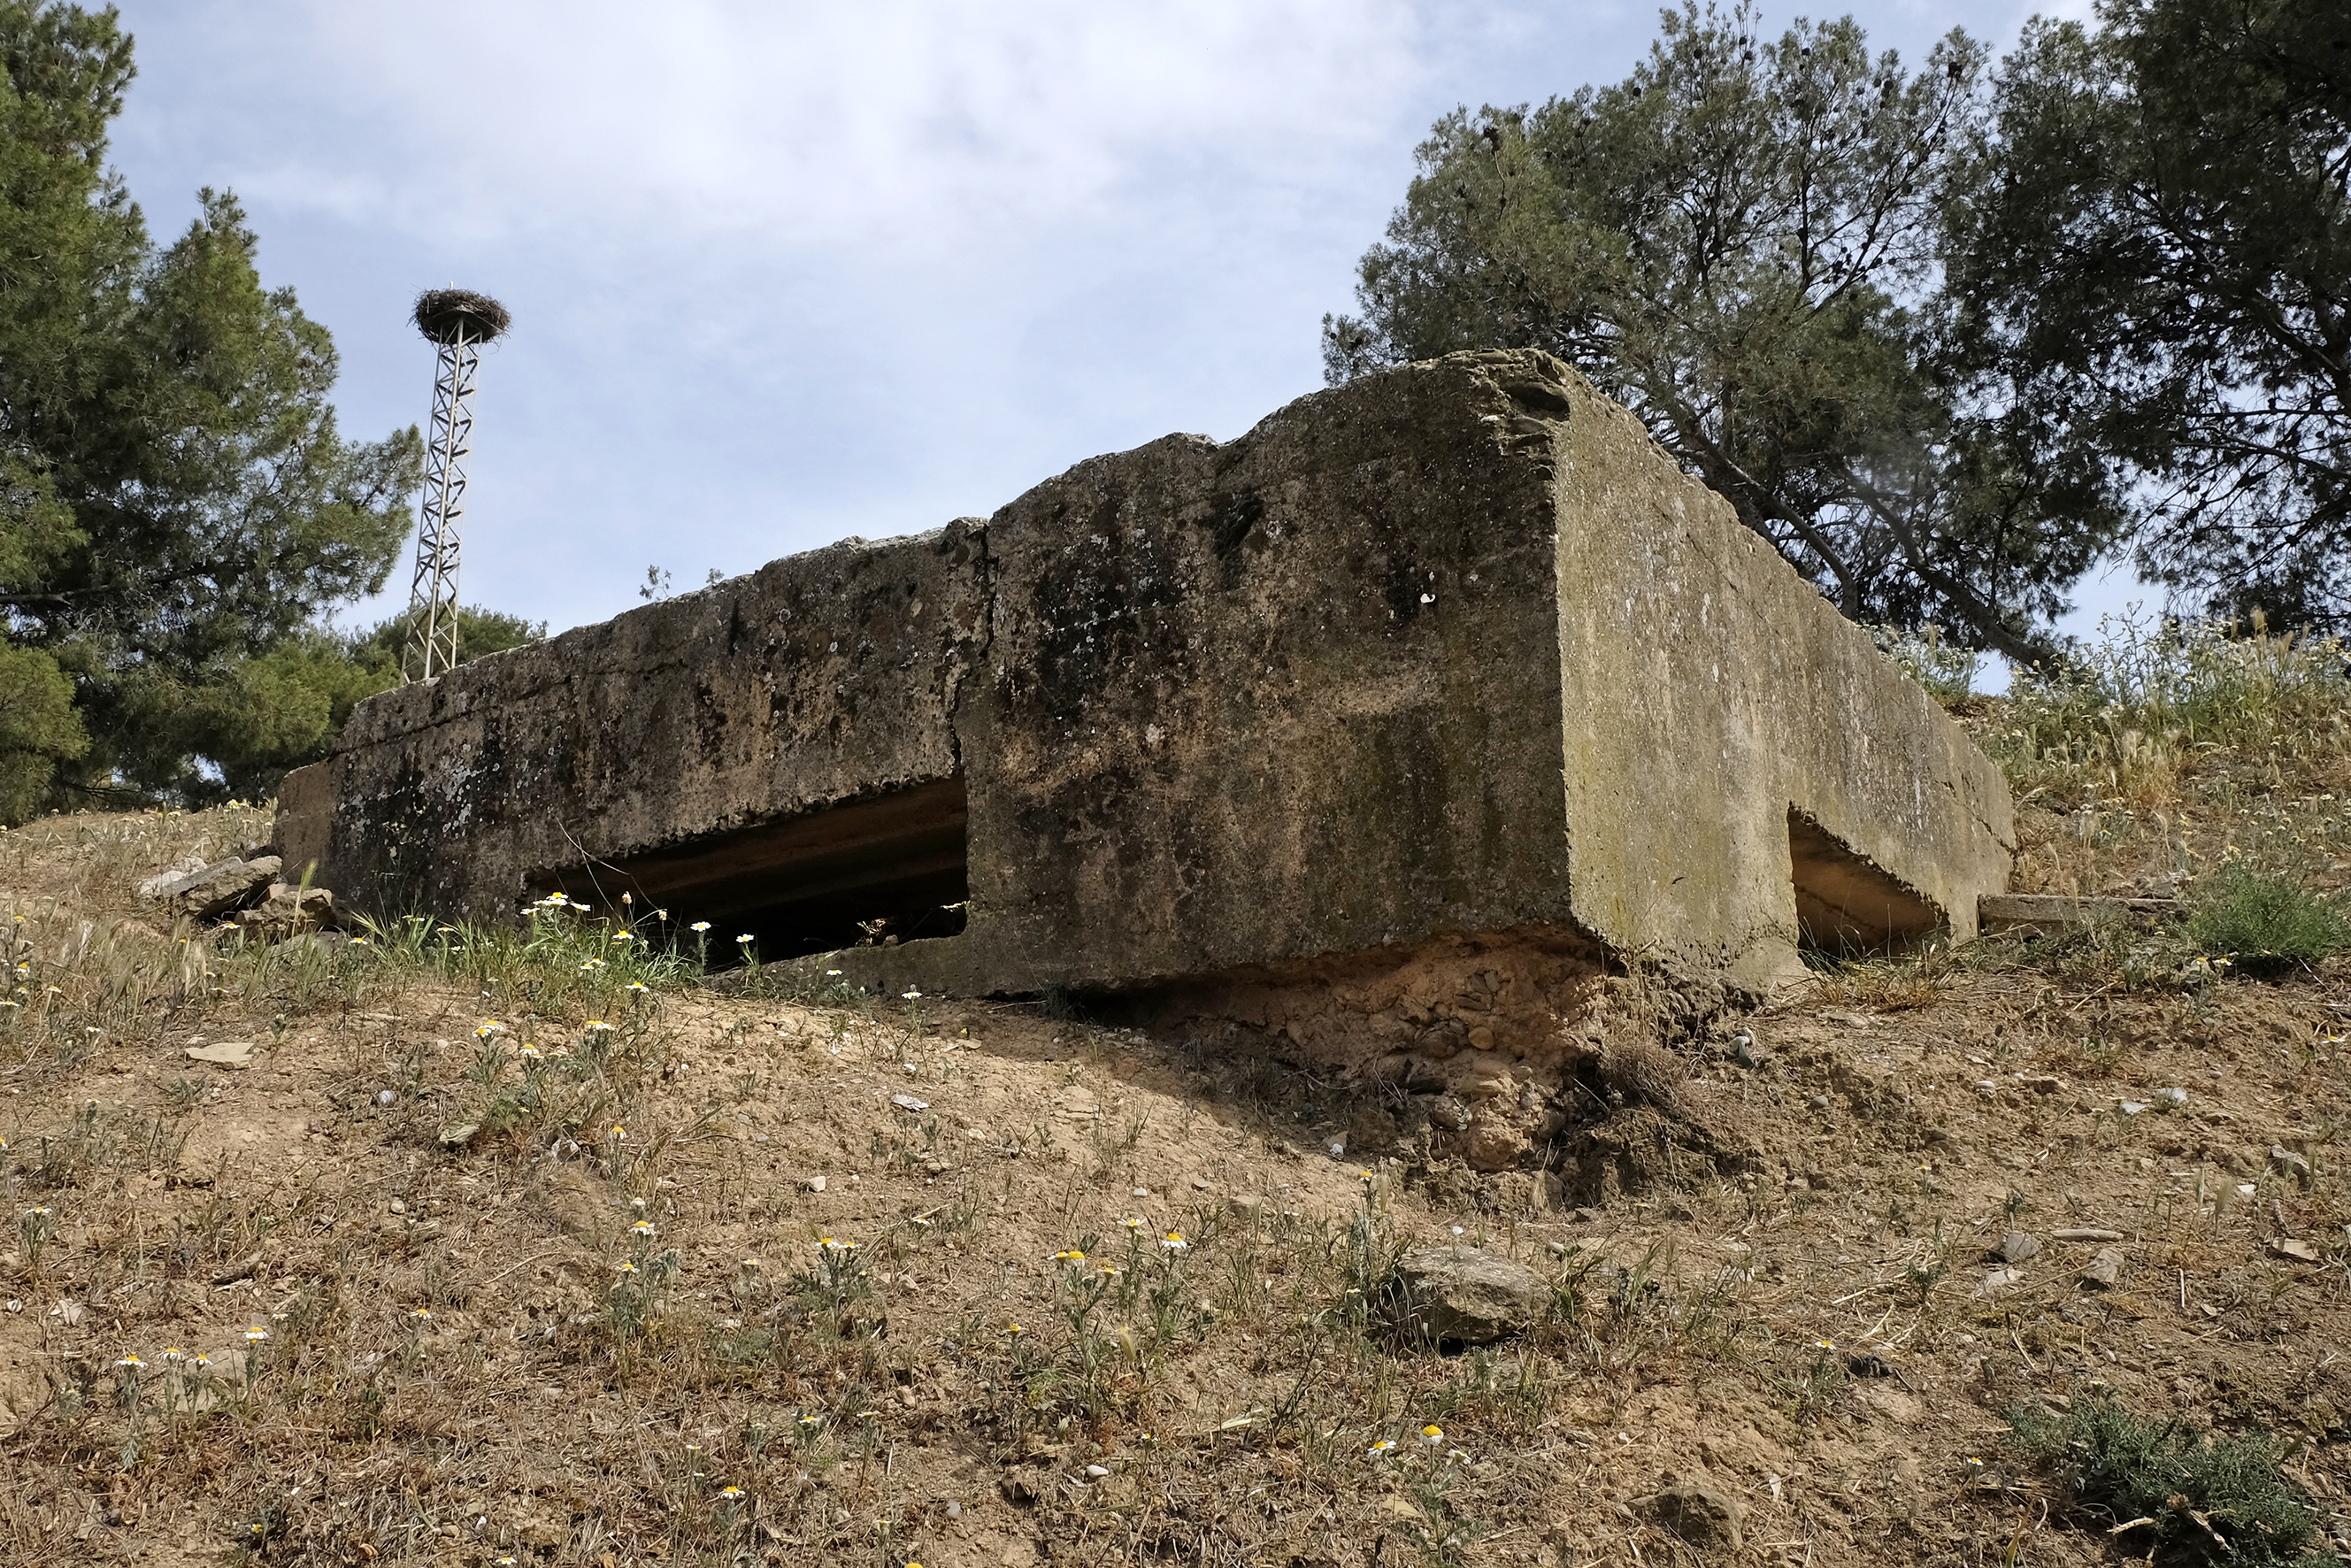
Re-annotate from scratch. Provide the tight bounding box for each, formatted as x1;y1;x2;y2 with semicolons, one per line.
280;348;2012;1031
948;354;1581;993
1551;373;2014;993
281;526;986;924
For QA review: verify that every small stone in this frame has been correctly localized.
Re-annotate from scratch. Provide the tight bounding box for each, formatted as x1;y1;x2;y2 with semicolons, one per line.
2080;1249;2124;1288
1643;1480;1744;1553
1807;1095;1832;1111
184;1041;257;1069
2156;1086;2188;1106
1189;1176;1211;1191
135;856;207;898
1978;1266;2024;1295
1379;1245;1549;1346
376;1088;397;1106
2051;1227;2124;1243
438;1123;480;1149
2270;1147;2312;1184
891;1093;930;1112
1227;1195;1270;1219
1084;1464;1110;1478
806;1175;826;1193
2119;1101;2147;1117
1994;1231;2041;1264
1465;1118;1532;1172
2270;1238;2322;1264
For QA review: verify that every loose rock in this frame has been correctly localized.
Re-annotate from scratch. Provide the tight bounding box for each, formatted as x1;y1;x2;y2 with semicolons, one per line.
1465;1117;1532;1172
2080;1249;2124;1288
1994;1231;2041;1264
1379;1245;1549;1346
154;857;280;920
185;1041;257;1069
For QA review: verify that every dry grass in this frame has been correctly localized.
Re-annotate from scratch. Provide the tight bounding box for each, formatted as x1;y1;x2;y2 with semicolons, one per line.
1;651;2348;1567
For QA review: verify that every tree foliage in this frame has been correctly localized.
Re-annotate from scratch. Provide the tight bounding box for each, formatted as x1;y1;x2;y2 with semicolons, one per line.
1325;3;2122;662
116;603;545;808
1326;0;2348;652
0;2;519;819
1948;0;2351;630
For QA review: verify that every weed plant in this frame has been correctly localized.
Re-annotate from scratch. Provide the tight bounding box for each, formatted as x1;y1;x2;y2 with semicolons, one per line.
2008;1395;2330;1567
2186;865;2351;972
1872;623;1979;705
1992;611;2351;810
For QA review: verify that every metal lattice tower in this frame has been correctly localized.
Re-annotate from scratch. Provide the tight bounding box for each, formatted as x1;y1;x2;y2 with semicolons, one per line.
402;288;511;684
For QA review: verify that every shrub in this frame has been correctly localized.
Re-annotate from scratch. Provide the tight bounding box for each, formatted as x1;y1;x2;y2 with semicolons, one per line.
1871;624;1978;706
2186;865;2351;973
2008;1395;2329;1567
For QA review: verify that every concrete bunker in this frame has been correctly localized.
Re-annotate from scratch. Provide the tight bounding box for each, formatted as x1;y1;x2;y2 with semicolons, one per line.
278;348;2015;1087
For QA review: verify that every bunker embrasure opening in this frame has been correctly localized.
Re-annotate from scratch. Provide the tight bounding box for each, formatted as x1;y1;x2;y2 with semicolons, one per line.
532;777;969;964
1786;807;1942;956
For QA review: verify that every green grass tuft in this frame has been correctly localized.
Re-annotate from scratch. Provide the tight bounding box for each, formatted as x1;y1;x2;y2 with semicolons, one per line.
2186;865;2351;973
2008;1395;2331;1566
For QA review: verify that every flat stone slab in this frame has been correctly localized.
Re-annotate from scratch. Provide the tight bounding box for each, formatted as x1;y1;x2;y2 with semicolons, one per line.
184;1041;257;1069
1980;893;2178;932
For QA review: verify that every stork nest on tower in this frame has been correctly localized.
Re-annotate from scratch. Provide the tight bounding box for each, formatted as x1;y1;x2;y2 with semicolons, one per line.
412;288;511;345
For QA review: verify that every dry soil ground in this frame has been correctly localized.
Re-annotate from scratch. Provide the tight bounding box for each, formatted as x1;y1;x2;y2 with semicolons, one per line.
1;784;2347;1568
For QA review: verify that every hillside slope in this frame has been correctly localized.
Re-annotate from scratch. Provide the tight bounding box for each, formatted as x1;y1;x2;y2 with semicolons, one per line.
3;639;2348;1568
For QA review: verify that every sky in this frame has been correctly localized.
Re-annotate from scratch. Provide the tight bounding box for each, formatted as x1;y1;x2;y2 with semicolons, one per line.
107;0;2118;657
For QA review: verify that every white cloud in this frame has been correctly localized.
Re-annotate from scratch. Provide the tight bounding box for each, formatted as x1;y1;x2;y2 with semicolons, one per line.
232;1;1432;257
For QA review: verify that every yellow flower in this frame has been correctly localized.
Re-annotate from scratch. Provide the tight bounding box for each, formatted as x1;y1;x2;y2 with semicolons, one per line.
1369;1439;1395;1457
1421;1424;1443;1444
691;920;711;933
1160;1231;1188;1251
